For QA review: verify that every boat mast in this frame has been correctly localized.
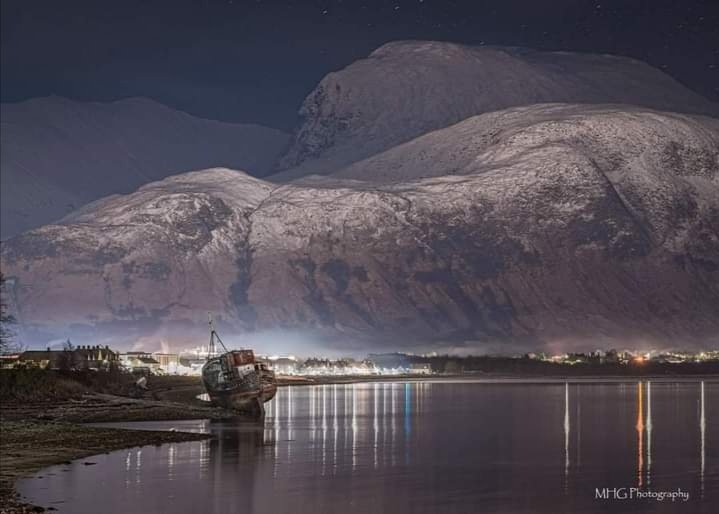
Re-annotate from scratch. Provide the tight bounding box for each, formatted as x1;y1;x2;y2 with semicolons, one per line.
208;313;214;358
208;313;228;357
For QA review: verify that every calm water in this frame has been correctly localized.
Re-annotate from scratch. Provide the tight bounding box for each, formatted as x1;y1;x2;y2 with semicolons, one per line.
18;380;718;514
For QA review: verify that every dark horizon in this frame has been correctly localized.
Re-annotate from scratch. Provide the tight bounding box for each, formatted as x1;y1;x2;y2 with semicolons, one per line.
2;0;717;130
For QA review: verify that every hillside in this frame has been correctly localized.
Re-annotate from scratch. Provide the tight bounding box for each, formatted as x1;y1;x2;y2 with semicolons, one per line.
0;96;289;238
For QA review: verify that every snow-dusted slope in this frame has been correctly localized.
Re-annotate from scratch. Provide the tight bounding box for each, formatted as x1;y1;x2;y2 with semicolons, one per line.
274;41;718;180
333;104;719;187
1;168;273;344
0;96;289;238
2;105;718;351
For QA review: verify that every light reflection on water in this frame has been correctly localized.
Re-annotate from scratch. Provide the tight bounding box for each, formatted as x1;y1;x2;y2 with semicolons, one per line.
17;381;718;514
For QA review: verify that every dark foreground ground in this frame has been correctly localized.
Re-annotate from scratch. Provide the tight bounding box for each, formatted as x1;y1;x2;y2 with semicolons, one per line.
0;370;242;514
0;421;209;513
0;372;236;513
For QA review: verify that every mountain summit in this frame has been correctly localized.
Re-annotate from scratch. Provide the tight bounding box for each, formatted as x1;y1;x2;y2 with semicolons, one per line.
275;41;717;180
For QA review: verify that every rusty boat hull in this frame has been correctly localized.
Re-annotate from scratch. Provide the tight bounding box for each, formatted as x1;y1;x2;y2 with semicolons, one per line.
201;350;277;417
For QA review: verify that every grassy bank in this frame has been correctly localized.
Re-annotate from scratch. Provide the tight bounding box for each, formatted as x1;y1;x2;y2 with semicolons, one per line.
0;368;136;403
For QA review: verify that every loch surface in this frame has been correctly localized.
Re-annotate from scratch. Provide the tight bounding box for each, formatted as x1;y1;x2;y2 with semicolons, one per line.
17;380;718;513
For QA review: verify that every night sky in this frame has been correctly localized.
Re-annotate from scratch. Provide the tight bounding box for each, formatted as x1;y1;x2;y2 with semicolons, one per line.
1;0;718;130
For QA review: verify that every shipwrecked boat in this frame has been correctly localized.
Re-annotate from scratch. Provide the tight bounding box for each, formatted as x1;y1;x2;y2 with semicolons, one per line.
201;318;277;417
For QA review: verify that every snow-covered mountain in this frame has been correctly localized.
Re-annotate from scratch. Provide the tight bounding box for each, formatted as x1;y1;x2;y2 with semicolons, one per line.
2;104;717;351
274;41;718;180
0;96;289;238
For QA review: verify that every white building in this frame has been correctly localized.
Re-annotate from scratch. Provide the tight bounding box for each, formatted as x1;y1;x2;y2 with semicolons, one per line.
410;363;432;375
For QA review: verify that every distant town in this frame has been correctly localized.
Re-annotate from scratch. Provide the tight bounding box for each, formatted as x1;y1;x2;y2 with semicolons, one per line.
1;343;718;377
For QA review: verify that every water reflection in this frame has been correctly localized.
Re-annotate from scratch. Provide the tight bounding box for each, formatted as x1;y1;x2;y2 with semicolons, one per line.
700;381;706;498
575;386;581;469
352;384;357;470
373;383;379;469
646;381;652;487
535;380;707;500
636;382;644;487
564;382;570;493
17;381;718;514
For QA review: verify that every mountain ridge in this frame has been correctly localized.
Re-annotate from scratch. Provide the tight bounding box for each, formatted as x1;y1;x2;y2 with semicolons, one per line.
2;103;717;352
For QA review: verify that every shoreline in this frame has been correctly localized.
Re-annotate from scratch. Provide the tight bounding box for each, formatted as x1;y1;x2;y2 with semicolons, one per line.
0;420;212;513
2;372;716;512
278;373;719;385
0;387;237;513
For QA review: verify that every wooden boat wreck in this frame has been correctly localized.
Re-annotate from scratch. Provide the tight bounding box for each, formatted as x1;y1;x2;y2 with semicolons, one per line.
201;319;277;417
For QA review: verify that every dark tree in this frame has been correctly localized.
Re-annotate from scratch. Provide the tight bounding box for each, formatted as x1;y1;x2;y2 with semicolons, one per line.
56;339;76;371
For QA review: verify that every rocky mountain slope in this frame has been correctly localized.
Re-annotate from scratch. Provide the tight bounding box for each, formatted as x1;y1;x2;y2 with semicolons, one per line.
0;96;289;238
274;41;718;180
2;104;717;352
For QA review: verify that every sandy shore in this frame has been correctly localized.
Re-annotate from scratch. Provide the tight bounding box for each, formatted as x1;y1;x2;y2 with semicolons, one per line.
0;387;241;513
0;373;246;513
0;420;210;513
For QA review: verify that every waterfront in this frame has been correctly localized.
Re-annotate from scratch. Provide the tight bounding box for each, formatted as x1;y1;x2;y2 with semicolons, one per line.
17;380;717;513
